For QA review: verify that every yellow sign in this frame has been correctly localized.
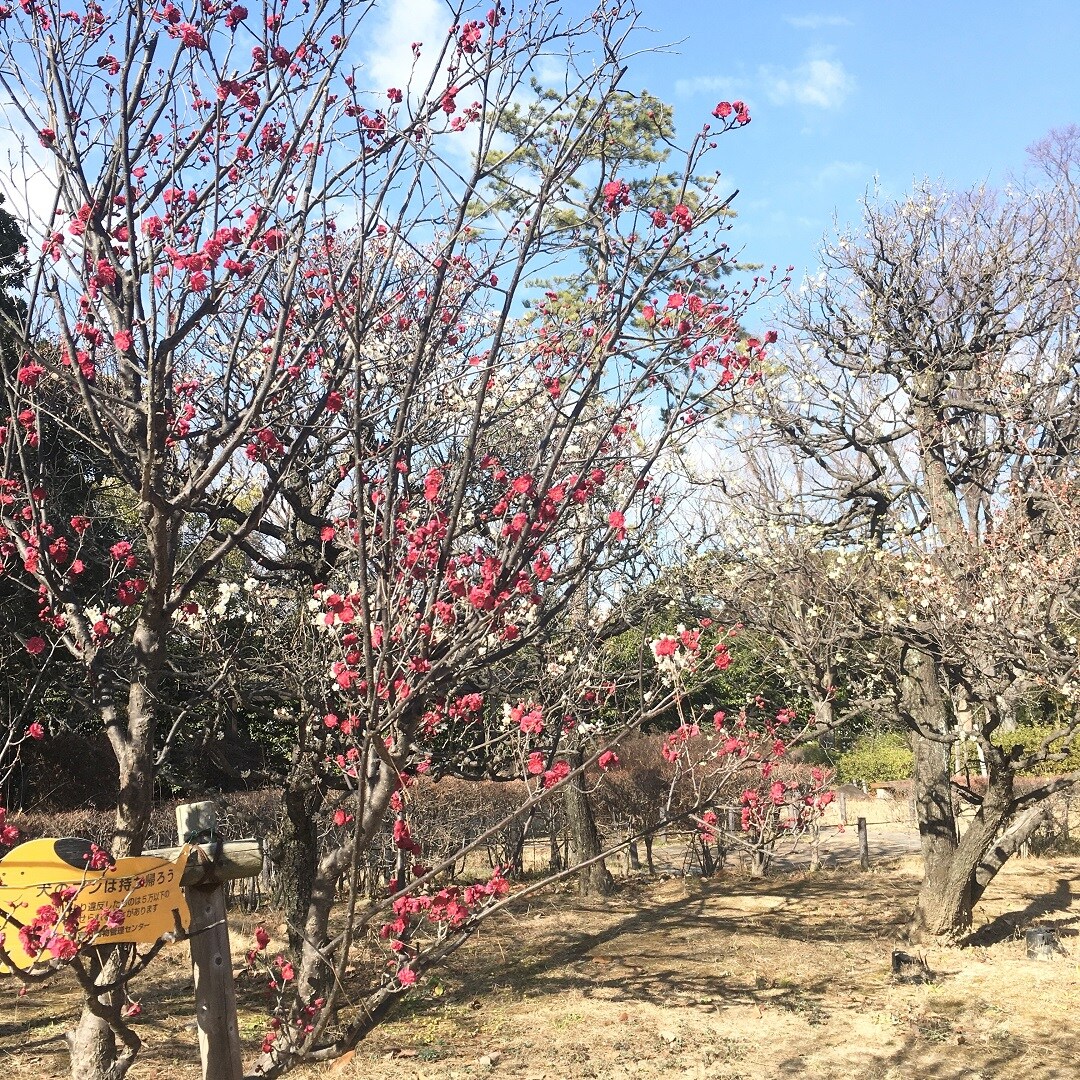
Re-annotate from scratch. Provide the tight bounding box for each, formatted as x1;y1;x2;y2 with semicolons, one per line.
0;837;190;972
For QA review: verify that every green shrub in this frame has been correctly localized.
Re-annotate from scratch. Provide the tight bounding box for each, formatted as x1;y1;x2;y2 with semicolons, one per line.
837;732;913;785
994;725;1080;775
851;721;1080;781
952;725;1080;775
839;724;1080;784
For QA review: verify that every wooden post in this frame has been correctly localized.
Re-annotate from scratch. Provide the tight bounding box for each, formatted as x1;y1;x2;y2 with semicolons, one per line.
176;801;244;1080
857;816;869;870
838;791;847;826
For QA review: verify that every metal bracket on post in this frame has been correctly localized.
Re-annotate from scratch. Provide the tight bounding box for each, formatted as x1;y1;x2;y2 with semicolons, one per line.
176;801;244;1080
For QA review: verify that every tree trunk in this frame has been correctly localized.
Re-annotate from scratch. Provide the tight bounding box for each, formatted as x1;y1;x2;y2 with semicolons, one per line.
245;754;404;1075
909;723;963;938
643;832;656;875
748;843;770;878
271;757;324;955
901;647;966;940
910;781;1012;941
564;749;614;896
971;804;1049;905
293;752;400;1004
901;649;1046;941
66;947;140;1080
547;809;563;872
70;608;167;1080
808;821;821;872
699;836;715;877
295;846;346;1003
504;818;525;878
68;1010;117;1080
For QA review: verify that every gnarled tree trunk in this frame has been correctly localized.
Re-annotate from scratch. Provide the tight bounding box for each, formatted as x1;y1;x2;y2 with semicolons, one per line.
272;754;325;955
902;647;1026;942
910;769;1014;941
293;749;401;1004
66;950;140;1080
903;647;968;940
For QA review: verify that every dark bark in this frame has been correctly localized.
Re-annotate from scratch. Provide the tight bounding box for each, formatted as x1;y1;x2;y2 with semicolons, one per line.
68;1009;119;1080
66;950;140;1080
699;836;715;877
901;650;1060;940
910;768;1013;941
294;752;400;1004
564;748;614;896
295;845;346;1004
904;650;958;878
271;755;325;955
901;647;968;940
548;813;563;872
503;818;525;878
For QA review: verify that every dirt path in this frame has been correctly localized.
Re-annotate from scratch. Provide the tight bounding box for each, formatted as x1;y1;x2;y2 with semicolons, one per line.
3;851;1078;1080
312;855;1080;1080
640;822;923;877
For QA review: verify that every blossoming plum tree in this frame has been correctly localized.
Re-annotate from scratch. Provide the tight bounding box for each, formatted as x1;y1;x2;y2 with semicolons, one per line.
0;0;785;1074
709;135;1080;940
221;98;781;1071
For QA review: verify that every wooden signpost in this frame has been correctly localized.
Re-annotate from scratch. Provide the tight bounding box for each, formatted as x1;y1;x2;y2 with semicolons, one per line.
0;803;264;1080
173;801;246;1080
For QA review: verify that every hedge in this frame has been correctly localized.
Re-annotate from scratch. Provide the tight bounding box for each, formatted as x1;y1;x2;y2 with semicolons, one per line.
837;732;913;785
838;724;1080;785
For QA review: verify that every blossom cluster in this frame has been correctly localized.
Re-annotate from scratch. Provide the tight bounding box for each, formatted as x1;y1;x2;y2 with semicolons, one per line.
0;806;19;848
739;765;835;835
377;866;510;987
246;926;325;1052
650;621;736;684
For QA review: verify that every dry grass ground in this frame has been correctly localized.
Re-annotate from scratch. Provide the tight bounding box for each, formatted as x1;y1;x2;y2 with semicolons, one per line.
3;851;1079;1079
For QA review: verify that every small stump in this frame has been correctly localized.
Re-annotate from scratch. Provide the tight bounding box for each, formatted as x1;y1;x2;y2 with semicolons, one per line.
891;949;933;984
1026;927;1065;960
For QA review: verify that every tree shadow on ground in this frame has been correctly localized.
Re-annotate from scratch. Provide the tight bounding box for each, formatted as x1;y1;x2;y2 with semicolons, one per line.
0;958;206;1078
517;865;911;953
968;876;1075;945
774;1026;1051;1080
456;866;915;1016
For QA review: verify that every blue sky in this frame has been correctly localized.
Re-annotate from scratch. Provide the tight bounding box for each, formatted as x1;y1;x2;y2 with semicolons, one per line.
620;1;1080;305
6;0;1075;322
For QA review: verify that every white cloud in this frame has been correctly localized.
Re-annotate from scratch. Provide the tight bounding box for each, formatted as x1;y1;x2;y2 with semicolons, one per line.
811;159;867;187
674;74;746;98
763;57;854;109
356;0;502;170
360;0;448;99
785;14;854;30
0;99;59;242
676;53;854;113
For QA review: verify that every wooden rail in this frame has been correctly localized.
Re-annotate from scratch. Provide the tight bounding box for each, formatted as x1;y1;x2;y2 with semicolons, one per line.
144;837;263;888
